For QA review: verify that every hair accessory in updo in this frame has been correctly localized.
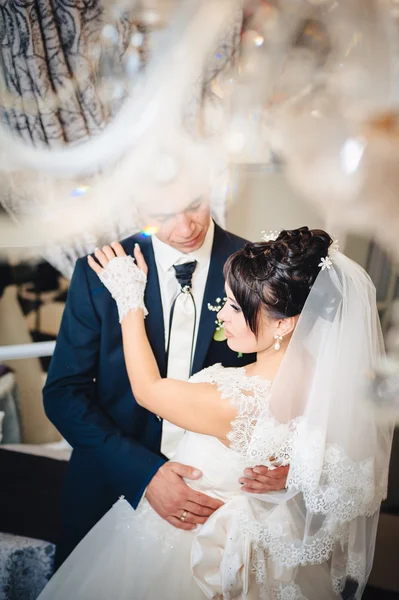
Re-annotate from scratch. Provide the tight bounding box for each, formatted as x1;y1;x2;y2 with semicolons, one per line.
318;238;340;270
224;226;334;335
261;230;281;242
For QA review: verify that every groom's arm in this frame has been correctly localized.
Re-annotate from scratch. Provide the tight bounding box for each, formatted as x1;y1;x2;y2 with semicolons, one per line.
43;257;165;508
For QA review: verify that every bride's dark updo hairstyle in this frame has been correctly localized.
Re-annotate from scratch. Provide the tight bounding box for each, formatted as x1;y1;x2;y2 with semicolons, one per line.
224;226;333;335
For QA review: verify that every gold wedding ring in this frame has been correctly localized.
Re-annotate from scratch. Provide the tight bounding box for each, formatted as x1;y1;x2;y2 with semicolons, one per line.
180;510;188;522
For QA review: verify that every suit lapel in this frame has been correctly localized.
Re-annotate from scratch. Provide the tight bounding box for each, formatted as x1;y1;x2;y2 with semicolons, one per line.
139;237;167;377
191;224;229;375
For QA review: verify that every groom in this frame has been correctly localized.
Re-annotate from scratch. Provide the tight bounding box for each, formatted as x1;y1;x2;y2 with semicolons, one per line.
44;195;288;566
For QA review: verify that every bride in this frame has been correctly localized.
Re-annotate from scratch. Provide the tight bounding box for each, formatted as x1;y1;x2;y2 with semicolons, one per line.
38;227;393;600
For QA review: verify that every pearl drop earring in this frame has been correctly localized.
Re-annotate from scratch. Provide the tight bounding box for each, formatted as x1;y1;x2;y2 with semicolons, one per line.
273;334;283;351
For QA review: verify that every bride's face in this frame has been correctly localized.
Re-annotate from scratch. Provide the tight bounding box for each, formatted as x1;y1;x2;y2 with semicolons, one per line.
218;285;277;354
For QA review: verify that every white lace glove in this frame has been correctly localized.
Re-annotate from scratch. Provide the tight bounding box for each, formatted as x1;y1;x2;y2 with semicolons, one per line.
98;256;148;322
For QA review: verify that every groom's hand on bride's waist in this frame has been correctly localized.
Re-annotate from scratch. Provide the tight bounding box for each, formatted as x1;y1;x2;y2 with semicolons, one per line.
145;462;223;530
239;465;289;493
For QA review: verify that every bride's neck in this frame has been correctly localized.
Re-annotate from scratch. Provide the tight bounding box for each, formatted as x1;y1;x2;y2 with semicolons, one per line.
248;338;290;382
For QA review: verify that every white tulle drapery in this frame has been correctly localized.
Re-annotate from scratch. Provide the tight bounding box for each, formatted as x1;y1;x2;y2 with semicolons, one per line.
0;0;242;277
236;252;395;598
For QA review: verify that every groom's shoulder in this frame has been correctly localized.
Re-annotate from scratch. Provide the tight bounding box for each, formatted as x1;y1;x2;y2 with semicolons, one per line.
72;232;146;291
117;232;155;260
119;232;144;254
214;223;249;254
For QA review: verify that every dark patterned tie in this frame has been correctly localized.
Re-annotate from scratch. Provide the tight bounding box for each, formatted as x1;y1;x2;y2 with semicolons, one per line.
173;261;197;291
166;260;197;379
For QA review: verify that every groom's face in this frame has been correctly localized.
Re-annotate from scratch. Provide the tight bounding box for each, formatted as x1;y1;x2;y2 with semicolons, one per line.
149;197;211;253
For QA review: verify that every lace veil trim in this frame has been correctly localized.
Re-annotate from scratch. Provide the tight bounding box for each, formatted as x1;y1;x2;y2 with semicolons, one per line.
190;362;389;598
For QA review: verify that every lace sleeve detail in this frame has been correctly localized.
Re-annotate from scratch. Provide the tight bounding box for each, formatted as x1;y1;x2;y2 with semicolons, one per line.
190;364;271;457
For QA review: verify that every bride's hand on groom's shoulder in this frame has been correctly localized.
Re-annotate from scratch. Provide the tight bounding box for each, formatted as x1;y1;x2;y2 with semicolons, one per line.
146;462;223;531
239;464;289;493
88;241;149;320
88;241;148;276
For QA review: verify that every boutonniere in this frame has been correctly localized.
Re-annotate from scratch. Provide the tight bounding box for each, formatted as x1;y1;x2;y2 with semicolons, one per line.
207;296;243;358
208;297;227;342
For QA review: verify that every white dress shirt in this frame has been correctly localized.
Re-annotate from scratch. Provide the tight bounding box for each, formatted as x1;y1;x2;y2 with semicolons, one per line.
151;219;215;458
151;219;214;352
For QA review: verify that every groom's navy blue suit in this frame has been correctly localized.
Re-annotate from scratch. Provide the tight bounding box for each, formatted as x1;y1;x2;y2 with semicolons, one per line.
43;222;255;566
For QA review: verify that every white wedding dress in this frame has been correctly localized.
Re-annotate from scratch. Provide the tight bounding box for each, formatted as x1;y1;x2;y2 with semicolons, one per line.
38;364;338;600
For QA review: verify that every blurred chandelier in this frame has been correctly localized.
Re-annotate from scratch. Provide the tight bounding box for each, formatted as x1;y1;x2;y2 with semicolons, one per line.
0;0;398;250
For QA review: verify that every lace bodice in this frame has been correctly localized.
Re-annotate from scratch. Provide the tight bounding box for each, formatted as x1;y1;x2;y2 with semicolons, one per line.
190;363;271;455
187;363;385;520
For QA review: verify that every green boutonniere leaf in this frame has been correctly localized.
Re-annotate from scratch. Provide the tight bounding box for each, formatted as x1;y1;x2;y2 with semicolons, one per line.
213;327;227;342
209;296;228;342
